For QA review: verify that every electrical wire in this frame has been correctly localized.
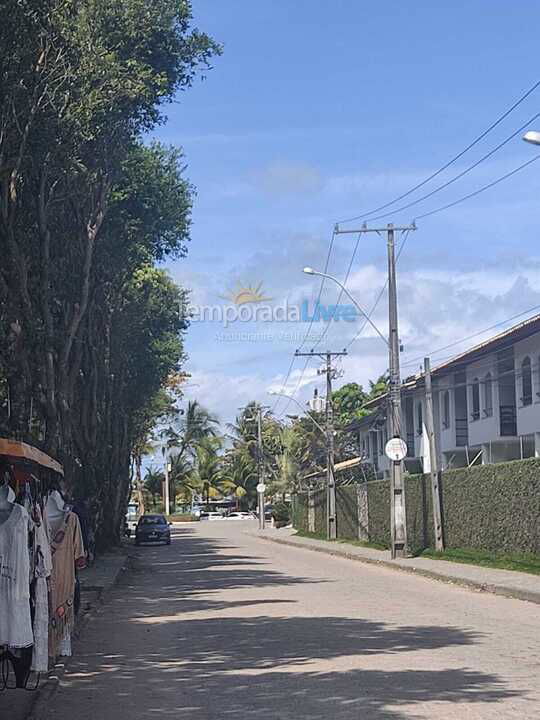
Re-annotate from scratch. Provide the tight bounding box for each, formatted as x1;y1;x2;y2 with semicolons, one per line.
338;78;540;225
311;232;362;350
414;153;540;221
272;228;336;415
344;229;411;351
359;112;540;224
401;304;540;370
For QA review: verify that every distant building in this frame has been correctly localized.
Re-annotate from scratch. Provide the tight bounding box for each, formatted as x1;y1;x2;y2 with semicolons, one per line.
349;313;540;477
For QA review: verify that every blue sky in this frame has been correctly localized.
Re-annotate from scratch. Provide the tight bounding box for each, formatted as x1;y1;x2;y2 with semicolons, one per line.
150;1;540;428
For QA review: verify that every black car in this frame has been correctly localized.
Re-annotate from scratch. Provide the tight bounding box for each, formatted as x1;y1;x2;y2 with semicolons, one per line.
135;514;171;546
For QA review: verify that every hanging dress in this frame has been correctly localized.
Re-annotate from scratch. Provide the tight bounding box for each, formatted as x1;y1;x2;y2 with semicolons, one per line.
48;511;85;659
31;506;53;671
0;504;34;648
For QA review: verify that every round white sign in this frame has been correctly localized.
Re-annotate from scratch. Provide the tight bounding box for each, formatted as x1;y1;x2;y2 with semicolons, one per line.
385;438;408;461
256;483;266;493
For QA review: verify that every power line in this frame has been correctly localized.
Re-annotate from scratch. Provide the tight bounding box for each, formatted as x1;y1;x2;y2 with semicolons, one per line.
271;228;337;415
362;111;540;224
344;229;411;351
312;232;362;349
338;78;540;225
401;305;540;372
414;153;540;220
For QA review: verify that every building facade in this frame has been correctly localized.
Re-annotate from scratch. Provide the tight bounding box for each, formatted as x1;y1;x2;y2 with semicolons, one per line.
351;314;540;478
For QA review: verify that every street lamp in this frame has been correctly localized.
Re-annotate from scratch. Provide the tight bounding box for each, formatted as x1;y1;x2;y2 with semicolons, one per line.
523;130;540;145
268;390;327;435
302;267;389;347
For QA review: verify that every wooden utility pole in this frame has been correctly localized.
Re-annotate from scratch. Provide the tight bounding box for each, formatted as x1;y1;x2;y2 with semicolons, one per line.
424;357;444;551
295;349;347;539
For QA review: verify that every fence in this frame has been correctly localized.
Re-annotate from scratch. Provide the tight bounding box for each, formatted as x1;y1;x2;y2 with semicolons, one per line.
293;457;540;554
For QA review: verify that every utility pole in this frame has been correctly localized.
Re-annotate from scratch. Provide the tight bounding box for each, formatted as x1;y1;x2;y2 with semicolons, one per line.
423;357;444;551
241;404;270;530
256;406;266;531
163;451;171;517
295;348;347;539
335;222;415;557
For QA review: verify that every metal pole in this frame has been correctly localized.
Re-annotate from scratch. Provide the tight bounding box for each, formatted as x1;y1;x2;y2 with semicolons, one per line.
326;352;337;540
424;357;444;551
163;450;170;517
257;407;265;530
387;224;408;558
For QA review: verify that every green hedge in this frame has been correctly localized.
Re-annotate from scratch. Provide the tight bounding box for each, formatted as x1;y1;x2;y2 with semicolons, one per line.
336;486;358;541
440;458;540;553
292;458;540;554
313;489;327;535
367;480;391;548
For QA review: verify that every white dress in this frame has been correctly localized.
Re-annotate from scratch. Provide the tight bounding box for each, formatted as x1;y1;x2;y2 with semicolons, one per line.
0;504;34;648
32;508;53;670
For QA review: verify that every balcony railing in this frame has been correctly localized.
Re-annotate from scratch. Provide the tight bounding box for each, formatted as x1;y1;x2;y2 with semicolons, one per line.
500;405;517;437
455;418;469;447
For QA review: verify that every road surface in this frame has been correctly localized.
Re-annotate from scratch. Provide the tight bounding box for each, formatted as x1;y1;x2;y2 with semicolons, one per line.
45;521;539;719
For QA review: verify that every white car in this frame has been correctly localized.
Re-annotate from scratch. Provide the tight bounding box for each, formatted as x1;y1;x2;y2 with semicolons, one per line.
199;511;223;521
226;512;253;520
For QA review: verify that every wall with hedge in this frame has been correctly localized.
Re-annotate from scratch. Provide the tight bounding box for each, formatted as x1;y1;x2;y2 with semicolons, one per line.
313;489;327;535
336;486;358;541
292;457;540;554
440;458;540;553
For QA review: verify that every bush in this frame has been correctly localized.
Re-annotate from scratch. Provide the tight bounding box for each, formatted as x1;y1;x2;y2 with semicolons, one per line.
272;501;290;524
168;514;199;522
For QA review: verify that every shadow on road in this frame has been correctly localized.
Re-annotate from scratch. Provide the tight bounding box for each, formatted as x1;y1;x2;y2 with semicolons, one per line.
47;526;525;720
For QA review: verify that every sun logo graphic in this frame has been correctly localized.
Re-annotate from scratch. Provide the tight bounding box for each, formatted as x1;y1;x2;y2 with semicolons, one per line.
220;281;273;305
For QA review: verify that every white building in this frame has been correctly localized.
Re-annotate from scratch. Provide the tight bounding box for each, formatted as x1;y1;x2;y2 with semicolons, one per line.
351;313;540;477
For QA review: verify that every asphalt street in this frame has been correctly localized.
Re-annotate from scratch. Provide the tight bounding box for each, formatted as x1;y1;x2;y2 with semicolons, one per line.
44;521;540;719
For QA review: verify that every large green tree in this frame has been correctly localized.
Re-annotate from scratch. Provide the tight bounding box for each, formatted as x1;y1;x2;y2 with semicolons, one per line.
0;0;220;544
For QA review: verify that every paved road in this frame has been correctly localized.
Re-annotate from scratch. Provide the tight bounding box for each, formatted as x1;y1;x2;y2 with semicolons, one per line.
45;522;539;719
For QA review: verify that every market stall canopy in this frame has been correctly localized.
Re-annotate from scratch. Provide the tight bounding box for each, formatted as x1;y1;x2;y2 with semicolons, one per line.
0;439;64;476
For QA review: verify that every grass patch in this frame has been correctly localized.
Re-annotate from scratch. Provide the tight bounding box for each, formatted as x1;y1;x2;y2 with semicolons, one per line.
418;547;540;576
294;529;387;552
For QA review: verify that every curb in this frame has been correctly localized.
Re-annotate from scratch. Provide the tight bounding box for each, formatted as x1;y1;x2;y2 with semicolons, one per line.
254;533;540;606
26;554;129;720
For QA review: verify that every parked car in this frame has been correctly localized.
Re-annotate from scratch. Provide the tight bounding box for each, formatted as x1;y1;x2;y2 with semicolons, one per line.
199;511;223;521
135;514;171;545
226;512;253;520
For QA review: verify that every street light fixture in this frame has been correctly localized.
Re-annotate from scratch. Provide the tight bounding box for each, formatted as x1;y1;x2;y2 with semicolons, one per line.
523;130;540;146
302;267;389;347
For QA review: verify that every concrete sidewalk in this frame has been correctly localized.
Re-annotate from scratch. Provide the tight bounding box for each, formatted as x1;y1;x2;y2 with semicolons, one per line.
2;548;128;720
254;528;540;605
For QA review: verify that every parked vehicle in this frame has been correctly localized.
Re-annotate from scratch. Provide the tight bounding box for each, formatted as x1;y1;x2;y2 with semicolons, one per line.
226;512;253;520
135;514;171;545
199;511;223;521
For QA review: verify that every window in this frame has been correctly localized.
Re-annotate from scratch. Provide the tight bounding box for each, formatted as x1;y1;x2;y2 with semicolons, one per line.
442;390;450;429
522;356;532;406
471;378;480;421
416;403;423;436
483;373;493;417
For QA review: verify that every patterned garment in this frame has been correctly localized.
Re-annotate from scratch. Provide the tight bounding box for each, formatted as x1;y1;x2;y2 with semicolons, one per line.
48;511;86;659
32;506;53;671
0;504;33;648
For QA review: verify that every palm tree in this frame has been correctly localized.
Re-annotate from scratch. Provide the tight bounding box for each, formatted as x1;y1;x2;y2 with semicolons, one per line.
169;453;198;511
190;436;223;506
143;467;165;510
162;400;219;462
220;450;258;509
